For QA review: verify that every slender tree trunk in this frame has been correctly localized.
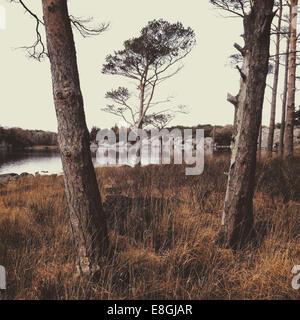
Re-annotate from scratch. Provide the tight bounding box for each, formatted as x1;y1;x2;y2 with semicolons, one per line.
284;0;298;159
212;125;216;152
42;0;109;274
258;125;262;160
138;82;145;129
267;0;282;157
220;0;275;249
135;82;146;165
137;64;149;130
279;34;290;156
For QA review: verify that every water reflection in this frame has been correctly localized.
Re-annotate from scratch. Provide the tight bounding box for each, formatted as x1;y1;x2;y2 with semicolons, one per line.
0;149;146;175
0;150;62;175
0;147;207;175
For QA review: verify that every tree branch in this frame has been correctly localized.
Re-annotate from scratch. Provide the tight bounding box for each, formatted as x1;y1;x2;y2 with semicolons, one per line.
11;1;108;61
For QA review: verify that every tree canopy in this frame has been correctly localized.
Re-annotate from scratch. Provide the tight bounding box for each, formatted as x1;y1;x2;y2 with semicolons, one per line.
102;19;195;129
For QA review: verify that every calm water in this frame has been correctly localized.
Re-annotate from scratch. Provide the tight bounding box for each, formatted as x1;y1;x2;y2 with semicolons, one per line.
0;132;232;176
0;150;63;175
0;149;163;175
0;150;112;175
0;150;107;175
0;146;207;175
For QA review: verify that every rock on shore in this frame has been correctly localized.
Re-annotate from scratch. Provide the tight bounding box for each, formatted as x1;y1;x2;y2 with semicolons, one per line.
0;172;34;186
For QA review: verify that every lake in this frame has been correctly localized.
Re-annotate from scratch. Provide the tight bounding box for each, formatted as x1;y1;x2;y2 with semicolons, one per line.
0;150;64;175
0;150;121;175
0;147;205;175
0;150;118;175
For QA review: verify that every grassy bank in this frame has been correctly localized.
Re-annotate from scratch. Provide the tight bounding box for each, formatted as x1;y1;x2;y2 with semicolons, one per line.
0;155;299;299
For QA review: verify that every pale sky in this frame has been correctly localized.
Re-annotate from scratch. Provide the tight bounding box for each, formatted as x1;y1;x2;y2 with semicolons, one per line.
0;0;291;132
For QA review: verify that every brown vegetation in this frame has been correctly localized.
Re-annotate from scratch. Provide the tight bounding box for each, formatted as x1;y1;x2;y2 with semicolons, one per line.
0;155;299;300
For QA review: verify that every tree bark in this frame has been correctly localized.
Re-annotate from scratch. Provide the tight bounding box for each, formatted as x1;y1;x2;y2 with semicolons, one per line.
137;65;148;130
258;125;262;160
138;81;145;129
284;0;298;159
212;125;216;152
267;0;282;157
279;34;290;156
221;0;275;249
42;0;109;274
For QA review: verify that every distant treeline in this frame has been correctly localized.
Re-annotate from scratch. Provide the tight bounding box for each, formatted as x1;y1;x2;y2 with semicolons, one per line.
90;124;234;147
167;124;233;146
0;127;57;149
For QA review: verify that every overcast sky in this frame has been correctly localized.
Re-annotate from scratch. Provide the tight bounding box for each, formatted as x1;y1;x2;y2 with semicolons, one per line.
0;0;291;132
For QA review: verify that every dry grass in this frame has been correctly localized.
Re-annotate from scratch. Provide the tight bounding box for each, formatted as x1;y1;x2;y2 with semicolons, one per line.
0;154;299;300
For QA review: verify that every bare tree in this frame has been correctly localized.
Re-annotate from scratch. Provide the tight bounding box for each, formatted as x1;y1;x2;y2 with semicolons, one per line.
267;0;283;157
279;25;291;155
211;0;275;249
12;0;110;274
284;0;298;158
102;19;195;129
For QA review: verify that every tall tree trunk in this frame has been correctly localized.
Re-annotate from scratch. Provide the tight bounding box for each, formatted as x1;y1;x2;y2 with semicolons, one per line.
279;34;290;156
212;125;216;152
258;125;262;160
220;0;275;249
267;0;282;157
138;81;145;129
42;0;109;274
284;0;298;159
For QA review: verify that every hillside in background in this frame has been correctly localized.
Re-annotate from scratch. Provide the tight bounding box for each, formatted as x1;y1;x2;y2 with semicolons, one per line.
0;127;57;150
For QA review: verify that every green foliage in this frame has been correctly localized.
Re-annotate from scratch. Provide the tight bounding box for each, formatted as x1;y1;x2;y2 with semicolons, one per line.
105;87;130;101
102;19;195;78
101;19;195;129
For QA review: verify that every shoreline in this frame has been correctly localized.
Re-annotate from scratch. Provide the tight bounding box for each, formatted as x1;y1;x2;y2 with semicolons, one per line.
24;145;59;151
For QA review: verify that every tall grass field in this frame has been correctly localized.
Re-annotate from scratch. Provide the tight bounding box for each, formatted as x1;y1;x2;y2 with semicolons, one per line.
0;154;299;299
